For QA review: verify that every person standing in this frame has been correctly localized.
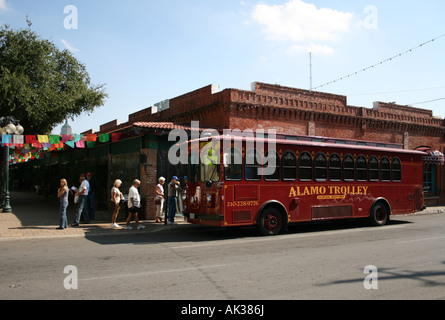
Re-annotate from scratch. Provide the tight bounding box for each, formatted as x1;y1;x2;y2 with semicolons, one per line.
72;173;90;227
57;179;69;230
125;179;146;230
86;172;96;221
167;176;181;225
111;179;123;228
155;177;165;223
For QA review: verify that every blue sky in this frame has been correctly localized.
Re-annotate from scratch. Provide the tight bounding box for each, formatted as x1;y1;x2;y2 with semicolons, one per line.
1;0;444;135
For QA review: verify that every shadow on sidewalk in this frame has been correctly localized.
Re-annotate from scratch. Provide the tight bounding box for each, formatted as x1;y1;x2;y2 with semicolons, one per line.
9;191;115;227
3;191;192;240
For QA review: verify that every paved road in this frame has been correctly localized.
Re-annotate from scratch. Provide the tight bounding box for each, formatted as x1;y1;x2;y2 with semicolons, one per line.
0;212;444;301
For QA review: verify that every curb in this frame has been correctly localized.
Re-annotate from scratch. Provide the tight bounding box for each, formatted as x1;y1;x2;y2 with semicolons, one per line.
0;220;196;242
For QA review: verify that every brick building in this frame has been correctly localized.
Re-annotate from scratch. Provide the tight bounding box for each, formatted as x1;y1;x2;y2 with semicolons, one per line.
19;82;445;219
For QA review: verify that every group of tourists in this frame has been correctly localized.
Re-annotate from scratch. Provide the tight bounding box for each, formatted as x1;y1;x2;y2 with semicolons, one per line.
56;174;184;230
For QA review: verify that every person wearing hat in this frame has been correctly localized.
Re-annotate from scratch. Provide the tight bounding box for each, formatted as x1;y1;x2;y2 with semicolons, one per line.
167;176;181;224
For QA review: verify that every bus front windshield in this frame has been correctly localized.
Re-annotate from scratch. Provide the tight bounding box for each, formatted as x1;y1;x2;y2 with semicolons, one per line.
200;144;220;183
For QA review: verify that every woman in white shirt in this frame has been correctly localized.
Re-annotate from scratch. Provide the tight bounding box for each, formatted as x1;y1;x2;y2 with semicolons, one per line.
111;179;123;228
125;179;145;230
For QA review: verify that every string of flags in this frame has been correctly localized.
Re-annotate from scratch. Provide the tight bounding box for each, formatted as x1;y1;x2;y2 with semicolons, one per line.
1;132;124;164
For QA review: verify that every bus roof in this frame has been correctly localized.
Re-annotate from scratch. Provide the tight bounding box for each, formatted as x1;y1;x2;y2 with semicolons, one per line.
185;134;427;156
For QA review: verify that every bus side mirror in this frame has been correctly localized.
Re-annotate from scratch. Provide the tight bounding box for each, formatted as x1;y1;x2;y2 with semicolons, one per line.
205;180;213;188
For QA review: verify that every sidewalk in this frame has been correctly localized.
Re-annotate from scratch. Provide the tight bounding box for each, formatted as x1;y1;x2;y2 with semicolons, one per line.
0;191;190;241
1;192;444;241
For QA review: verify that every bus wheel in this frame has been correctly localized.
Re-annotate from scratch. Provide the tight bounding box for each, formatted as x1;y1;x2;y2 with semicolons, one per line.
257;207;283;236
370;203;389;226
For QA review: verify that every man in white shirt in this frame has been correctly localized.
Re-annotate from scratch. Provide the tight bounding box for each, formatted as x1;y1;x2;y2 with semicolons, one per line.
72;173;90;226
124;179;146;230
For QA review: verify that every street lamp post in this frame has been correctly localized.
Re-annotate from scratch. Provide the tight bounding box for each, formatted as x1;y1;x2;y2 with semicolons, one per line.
0;116;24;213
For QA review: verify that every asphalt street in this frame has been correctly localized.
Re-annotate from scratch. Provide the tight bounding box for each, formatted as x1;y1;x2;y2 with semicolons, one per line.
0;212;444;301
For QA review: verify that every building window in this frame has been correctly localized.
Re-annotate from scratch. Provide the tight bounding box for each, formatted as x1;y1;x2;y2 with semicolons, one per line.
299;151;313;181
282;151;297;181
424;163;436;194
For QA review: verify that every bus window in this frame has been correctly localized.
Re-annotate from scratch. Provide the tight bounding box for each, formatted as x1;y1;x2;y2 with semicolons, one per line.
369;156;379;182
224;148;242;181
245;149;262;181
343;154;355;182
282;151;297;181
200;147;220;182
264;150;280;181
189;153;200;182
381;157;391;182
329;153;341;182
315;153;328;182
299;151;313;181
356;155;368;182
392;157;402;182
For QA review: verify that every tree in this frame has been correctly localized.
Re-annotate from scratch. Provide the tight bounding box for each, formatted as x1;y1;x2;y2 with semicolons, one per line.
0;21;107;134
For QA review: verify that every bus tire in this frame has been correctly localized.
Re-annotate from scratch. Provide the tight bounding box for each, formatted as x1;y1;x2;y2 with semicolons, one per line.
257;207;283;236
370;202;390;226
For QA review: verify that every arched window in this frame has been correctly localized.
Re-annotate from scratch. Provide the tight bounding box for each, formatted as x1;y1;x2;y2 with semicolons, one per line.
356;155;368;182
392;157;402;182
299;152;313;181
343;154;355;182
264;150;280;181
381;157;391;182
245;149;262;181
329;153;342;182
224;148;243;181
314;153;328;181
282;151;297;181
369;156;379;182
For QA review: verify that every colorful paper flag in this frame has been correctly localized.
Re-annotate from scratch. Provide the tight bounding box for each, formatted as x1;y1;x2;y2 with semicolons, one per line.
38;135;49;143
13;135;24;148
112;133;122;142
2;135;12;146
99;134;110;143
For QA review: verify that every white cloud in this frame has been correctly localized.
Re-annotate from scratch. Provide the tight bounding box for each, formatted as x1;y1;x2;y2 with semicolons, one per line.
0;0;10;11
251;0;353;55
61;39;80;53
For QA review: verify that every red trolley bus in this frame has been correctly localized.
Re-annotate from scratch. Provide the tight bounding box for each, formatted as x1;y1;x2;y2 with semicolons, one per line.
182;133;425;235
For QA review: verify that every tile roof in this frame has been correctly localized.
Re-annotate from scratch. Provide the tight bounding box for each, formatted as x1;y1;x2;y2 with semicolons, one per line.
133;122;203;131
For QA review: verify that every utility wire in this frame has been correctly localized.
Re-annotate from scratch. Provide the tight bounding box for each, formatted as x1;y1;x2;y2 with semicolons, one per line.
349;86;445;97
409;97;445;106
313;33;445;91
